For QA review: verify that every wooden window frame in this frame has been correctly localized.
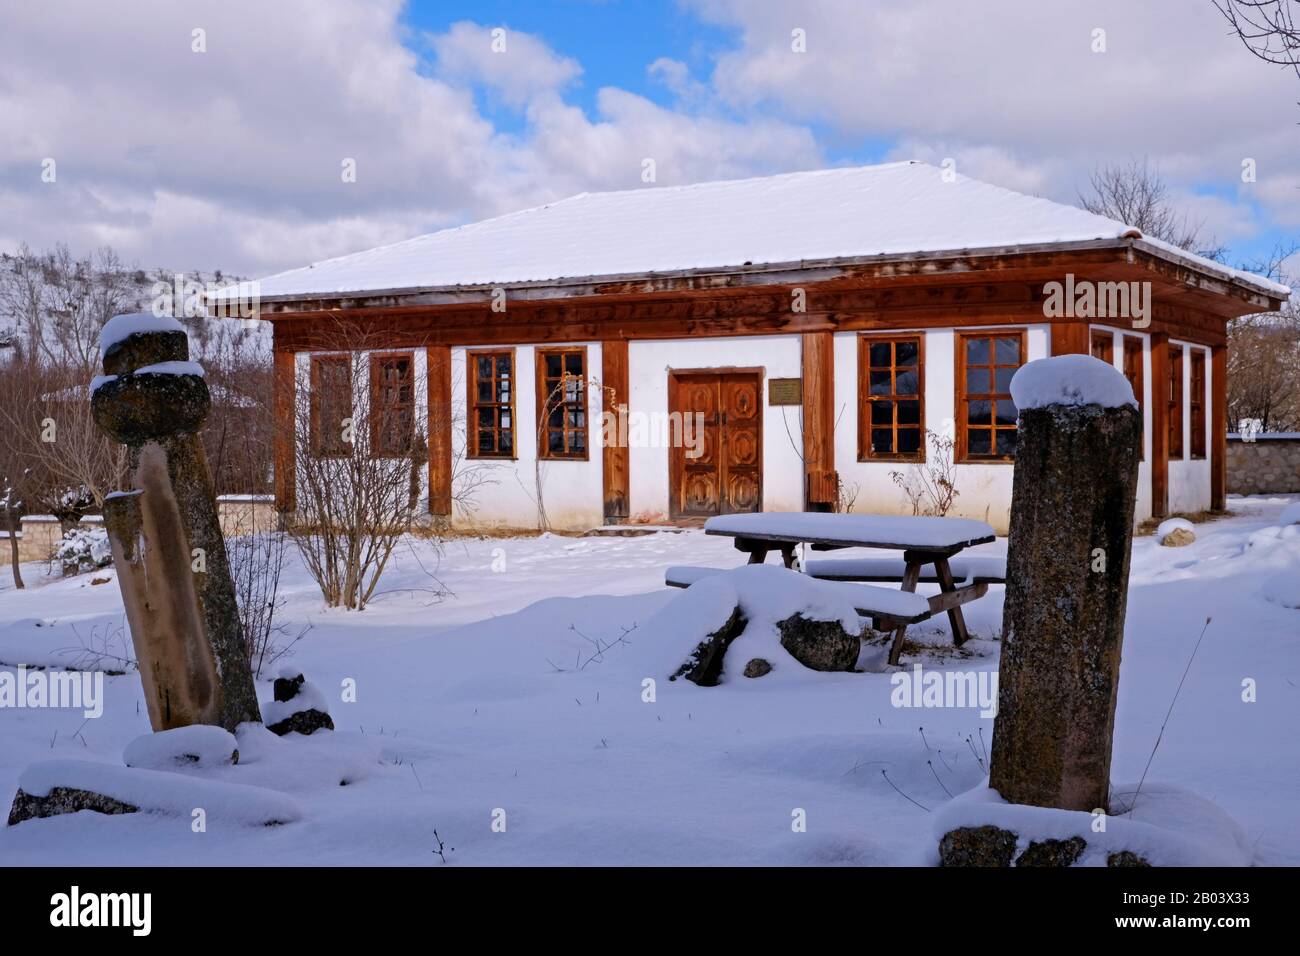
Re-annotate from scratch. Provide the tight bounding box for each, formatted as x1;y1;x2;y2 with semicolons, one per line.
368;351;415;459
1122;335;1145;462
535;346;589;461
1169;344;1185;460
955;328;1027;464
857;333;926;462
1090;330;1114;364
467;348;517;460
309;354;353;459
1190;348;1207;460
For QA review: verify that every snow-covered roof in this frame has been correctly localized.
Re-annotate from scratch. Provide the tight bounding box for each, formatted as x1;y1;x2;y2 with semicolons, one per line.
239;161;1291;302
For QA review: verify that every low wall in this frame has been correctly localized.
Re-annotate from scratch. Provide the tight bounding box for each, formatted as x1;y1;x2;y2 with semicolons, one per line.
1227;434;1300;495
2;495;277;565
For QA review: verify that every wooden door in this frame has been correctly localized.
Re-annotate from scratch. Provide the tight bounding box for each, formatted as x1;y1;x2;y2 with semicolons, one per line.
669;370;763;518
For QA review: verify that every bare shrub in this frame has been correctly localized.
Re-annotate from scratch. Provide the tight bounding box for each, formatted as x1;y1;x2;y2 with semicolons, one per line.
890;430;961;517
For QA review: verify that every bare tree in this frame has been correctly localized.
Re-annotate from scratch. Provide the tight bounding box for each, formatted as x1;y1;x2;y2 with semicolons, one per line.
1228;242;1300;431
1214;1;1300;78
1078;159;1225;261
286;322;433;610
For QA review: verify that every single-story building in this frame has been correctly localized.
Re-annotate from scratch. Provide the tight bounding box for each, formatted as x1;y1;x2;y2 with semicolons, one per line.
232;161;1289;532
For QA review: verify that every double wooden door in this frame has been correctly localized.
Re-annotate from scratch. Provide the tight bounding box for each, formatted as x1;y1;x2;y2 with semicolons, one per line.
668;370;763;518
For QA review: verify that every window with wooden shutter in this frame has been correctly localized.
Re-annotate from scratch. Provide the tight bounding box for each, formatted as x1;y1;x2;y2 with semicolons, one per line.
536;347;588;460
858;334;924;461
1190;349;1206;459
1169;344;1184;459
310;355;352;458
956;330;1026;462
369;353;414;458
468;350;516;459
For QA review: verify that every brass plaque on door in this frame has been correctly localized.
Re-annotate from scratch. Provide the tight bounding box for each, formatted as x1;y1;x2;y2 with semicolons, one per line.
768;378;802;406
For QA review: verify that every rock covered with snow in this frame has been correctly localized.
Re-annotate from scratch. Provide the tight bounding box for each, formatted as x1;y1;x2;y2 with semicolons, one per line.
1156;517;1196;547
7;759;301;827
263;669;334;736
934;781;1252;867
122;725;239;771
1009;354;1137;411
54;527;112;576
99;312;185;360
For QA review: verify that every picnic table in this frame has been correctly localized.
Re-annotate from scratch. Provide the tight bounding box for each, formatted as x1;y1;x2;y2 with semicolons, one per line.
702;512;998;665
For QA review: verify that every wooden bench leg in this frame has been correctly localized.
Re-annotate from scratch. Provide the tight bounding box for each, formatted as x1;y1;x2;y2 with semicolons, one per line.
934;557;972;647
746;548;769;565
887;561;922;666
780;545;797;569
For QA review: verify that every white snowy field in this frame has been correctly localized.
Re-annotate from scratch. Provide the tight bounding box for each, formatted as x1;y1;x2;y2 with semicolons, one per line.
0;495;1297;867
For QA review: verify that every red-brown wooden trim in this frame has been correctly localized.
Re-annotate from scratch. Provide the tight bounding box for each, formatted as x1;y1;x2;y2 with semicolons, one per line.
1150;333;1170;517
1211;343;1227;510
601;340;630;521
857;331;926;463
1051;322;1090;356
368;351;415;459
465;347;518;460
308;353;352;458
802;331;836;507
1189;347;1207;460
1122;334;1145;462
954;328;1028;464
427;345;452;516
273;349;296;512
1168;343;1185;460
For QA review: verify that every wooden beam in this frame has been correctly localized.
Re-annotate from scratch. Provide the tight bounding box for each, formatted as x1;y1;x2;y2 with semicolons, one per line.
427;345;452;516
272;348;296;513
1150;333;1170;517
1050;322;1090;356
801;331;837;509
601;340;630;522
1211;343;1227;511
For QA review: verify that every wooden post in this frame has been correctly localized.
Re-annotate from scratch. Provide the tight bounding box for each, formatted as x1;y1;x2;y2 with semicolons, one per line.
801;331;836;510
989;362;1141;813
1050;322;1089;356
427;345;452;517
1149;333;1170;517
273;346;296;513
1211;343;1227;511
602;340;630;523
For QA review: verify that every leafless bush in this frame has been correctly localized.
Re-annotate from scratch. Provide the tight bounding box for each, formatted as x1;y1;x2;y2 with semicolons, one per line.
890;430;960;517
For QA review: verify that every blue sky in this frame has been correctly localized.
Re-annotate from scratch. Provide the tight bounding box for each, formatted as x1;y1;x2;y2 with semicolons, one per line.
1;0;1295;278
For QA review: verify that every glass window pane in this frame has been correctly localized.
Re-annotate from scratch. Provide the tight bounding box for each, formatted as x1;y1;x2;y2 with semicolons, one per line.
895;340;918;366
477;380;493;403
996;430;1017;457
477;407;494;427
565;353;583;375
572;432;586;452
871;428;894;453
496;355;511;376
968;429;992;455
966;368;989;394
869;342;892;367
995;337;1020;365
898;428;921;454
897;400;921;425
476;356;493;378
500;411;511;429
545;354;562;377
548;431;564;454
871;400;894;425
477;430;495;454
967;399;991;426
966;337;989;365
895;368;919;396
995;367;1016;394
548;408;563;428
870;370;892;395
995;400;1017;425
499;433;513;455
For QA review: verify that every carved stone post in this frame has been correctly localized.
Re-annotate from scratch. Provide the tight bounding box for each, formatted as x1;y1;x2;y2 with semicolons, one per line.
989;356;1141;813
92;314;261;732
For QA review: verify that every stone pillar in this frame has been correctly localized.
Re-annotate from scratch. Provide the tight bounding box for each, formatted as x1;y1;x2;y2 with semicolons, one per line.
92;314;261;732
989;359;1141;813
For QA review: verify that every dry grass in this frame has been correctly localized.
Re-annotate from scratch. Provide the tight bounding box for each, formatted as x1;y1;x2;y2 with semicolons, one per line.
1135;509;1232;536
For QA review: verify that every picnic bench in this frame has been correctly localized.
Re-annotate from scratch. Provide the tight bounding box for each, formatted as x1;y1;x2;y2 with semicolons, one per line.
672;512;1000;665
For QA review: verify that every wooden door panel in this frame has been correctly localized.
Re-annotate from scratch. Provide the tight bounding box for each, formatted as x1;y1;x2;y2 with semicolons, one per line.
669;370;762;519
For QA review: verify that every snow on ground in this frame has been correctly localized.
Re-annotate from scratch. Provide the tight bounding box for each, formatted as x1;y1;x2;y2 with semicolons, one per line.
0;496;1297;866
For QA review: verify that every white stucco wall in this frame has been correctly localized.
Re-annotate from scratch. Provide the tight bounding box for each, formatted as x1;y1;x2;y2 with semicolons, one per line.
627;336;804;522
833;324;1050;534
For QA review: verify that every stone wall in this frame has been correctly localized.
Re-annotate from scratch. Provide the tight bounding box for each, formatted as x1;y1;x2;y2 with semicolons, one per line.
1;495;275;565
1227;435;1300;495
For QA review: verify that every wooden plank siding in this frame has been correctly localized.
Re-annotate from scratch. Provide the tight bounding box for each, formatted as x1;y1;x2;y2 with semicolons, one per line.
1050;322;1090;356
601;339;630;522
273;348;296;512
801;332;837;508
1211;343;1227;511
1150;332;1170;517
427;345;452;516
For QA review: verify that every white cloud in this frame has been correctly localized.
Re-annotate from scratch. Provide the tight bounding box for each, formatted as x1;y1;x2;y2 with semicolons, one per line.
429;20;582;107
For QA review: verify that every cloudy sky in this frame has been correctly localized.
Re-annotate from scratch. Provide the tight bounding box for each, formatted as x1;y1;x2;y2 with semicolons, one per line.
1;0;1297;280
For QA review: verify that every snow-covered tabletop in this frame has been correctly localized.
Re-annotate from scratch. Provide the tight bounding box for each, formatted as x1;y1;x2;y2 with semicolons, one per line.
703;512;996;552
